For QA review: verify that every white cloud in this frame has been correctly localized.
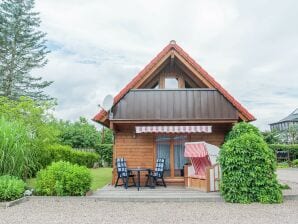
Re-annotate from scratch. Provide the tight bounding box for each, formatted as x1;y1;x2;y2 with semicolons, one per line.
33;0;298;130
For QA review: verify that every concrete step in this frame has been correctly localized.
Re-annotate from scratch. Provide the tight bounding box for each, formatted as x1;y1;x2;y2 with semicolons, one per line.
90;185;222;202
89;195;223;202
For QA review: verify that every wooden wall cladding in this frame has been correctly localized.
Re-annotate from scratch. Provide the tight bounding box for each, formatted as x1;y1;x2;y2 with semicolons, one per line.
112;124;231;185
112;132;154;184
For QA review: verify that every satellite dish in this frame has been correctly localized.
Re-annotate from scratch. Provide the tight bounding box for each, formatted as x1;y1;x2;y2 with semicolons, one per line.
102;94;113;111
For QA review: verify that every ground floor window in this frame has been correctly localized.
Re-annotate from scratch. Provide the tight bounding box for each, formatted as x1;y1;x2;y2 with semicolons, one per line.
156;135;188;177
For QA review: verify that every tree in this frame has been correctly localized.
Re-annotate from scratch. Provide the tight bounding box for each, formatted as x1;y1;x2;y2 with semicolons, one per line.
57;117;102;149
262;130;281;144
101;127;114;144
0;0;52;101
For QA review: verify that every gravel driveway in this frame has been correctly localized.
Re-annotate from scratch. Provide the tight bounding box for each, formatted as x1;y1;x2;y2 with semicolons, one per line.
0;197;297;224
0;168;297;224
277;168;298;183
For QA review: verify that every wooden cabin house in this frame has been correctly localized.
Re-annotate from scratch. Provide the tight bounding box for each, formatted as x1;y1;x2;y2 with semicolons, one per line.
93;41;255;186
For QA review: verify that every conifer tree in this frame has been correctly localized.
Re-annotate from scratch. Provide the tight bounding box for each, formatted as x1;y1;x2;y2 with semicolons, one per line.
0;0;52;101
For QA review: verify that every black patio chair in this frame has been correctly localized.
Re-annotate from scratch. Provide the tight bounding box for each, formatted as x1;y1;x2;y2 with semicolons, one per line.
145;158;166;188
115;158;136;189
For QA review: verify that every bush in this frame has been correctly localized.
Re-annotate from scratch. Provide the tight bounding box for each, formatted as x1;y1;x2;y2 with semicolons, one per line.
0;117;39;178
43;144;100;168
293;159;298;167
0;175;26;201
279;183;290;190
220;131;282;204
35;161;92;196
95;144;113;166
225;122;262;141
277;162;289;168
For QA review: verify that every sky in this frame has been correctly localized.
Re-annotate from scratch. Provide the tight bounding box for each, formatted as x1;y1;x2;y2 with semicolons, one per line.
33;0;298;130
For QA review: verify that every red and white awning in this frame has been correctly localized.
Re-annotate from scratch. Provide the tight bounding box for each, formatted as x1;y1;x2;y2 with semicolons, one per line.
135;126;212;134
184;142;209;157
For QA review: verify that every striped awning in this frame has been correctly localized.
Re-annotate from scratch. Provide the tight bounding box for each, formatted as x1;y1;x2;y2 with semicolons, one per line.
135;126;212;134
184;142;209;157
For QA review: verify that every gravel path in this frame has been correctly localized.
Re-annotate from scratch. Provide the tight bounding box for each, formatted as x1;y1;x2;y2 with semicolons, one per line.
277;168;298;183
0;197;297;224
0;168;296;224
277;168;298;195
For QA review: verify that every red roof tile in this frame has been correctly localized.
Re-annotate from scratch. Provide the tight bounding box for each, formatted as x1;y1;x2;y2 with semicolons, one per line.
93;42;255;123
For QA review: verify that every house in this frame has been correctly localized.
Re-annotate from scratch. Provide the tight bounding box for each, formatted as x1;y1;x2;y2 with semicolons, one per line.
270;108;298;132
93;40;255;186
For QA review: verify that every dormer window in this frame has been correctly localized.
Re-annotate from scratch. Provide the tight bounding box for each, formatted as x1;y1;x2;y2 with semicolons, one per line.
165;77;178;89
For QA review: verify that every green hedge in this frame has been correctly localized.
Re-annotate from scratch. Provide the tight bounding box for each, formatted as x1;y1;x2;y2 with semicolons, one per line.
220;122;282;204
35;161;91;196
0;175;26;201
95;144;113;166
269;144;298;153
43;144;100;168
269;144;298;160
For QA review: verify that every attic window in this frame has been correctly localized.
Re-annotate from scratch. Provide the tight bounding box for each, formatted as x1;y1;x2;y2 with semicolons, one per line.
165;78;178;89
152;82;159;89
185;81;192;88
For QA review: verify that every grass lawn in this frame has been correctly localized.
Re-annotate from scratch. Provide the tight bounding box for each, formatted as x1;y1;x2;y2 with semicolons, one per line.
90;167;113;191
26;167;113;191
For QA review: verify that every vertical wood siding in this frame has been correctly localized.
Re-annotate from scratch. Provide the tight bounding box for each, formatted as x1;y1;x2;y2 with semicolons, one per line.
112;89;238;120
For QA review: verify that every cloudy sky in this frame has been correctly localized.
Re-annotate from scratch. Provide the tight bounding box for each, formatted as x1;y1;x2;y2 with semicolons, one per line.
33;0;298;130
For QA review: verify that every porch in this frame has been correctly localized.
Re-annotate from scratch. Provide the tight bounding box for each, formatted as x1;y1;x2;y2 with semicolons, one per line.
90;184;222;202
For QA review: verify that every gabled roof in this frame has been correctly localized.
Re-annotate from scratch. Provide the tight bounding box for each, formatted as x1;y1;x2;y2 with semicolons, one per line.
270;108;298;125
93;41;256;125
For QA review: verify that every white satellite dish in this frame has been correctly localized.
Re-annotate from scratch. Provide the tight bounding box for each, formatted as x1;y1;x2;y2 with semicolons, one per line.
101;94;113;111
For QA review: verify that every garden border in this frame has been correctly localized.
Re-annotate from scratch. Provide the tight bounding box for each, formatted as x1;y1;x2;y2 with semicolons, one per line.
1;193;297;207
0;196;29;209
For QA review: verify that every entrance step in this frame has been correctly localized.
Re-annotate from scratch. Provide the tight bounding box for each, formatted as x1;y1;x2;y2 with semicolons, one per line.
89;185;222;202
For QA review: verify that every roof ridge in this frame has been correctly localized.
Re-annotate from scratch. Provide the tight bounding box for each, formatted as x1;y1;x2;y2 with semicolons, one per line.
93;41;256;123
171;44;255;121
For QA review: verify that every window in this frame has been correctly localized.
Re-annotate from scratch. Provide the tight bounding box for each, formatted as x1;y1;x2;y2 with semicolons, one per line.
152;82;159;89
165;78;178;89
156;135;188;177
185;81;192;88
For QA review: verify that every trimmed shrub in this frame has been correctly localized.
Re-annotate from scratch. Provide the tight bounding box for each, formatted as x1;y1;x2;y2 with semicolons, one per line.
225;122;262;141
35;161;92;196
0;117;38;178
43;144;99;168
0;175;26;201
95;144;113;166
220;132;282;204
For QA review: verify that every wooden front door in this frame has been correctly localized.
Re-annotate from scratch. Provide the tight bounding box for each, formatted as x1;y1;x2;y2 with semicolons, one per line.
155;135;188;178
